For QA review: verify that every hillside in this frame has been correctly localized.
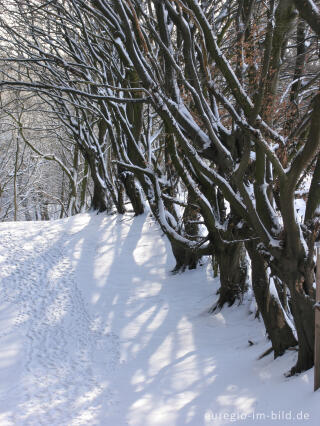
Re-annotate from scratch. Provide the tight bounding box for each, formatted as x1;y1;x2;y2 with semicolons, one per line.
0;213;318;425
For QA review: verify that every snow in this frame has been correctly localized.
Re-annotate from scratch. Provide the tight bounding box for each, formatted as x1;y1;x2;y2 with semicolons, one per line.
308;0;320;14
0;212;319;425
295;197;307;222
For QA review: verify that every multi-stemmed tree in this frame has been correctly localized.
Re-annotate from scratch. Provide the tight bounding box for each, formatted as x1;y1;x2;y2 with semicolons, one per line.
85;0;319;372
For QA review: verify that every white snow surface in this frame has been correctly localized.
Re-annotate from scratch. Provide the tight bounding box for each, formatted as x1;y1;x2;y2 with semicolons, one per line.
0;212;318;425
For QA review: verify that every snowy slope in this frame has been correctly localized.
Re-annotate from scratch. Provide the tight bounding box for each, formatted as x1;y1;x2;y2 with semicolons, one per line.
0;213;318;426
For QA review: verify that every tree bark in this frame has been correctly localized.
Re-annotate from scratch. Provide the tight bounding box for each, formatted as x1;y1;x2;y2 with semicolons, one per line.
171;192;201;273
171;243;200;273
286;271;315;373
91;179;110;213
119;170;144;215
247;243;297;357
210;242;248;311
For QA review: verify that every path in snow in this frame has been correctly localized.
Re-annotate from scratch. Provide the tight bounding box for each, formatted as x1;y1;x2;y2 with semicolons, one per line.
0;220;120;425
0;213;319;426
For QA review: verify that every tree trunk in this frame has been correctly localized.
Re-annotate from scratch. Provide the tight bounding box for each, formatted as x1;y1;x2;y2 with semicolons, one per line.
271;253;315;373
171;193;201;273
13;138;19;221
116;180;126;215
210;242;248;311
171;243;200;273
91;179;111;213
83;149;123;214
247;243;297;357
40;199;50;221
119;170;144;215
286;273;315;373
80;158;89;212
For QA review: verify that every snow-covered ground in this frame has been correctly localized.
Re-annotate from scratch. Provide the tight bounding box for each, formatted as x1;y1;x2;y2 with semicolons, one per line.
0;213;318;425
